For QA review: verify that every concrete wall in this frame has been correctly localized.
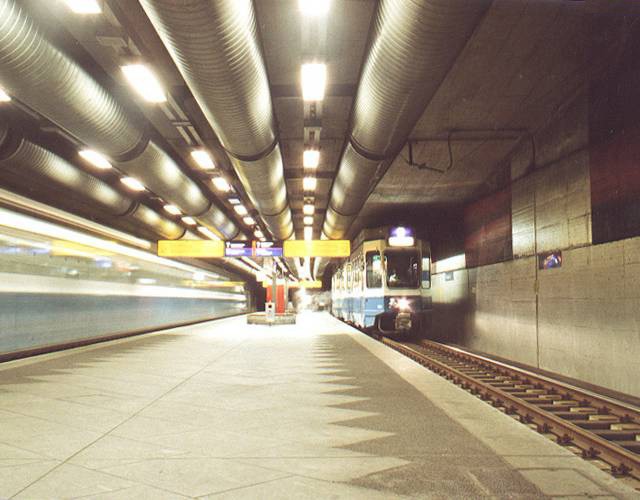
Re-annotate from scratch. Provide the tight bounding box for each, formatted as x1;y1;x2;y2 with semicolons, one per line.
430;94;640;397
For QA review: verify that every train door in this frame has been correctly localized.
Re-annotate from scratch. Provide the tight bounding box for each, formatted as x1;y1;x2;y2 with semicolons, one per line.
363;241;383;328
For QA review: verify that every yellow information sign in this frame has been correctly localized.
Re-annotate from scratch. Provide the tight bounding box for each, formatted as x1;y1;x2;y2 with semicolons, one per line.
295;280;322;289
157;240;224;258
283;240;350;258
261;280;322;289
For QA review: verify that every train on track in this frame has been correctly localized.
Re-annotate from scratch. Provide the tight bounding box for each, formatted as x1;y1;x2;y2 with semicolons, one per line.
330;226;432;337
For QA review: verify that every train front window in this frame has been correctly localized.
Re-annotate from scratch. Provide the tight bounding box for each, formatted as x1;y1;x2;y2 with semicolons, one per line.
385;250;419;288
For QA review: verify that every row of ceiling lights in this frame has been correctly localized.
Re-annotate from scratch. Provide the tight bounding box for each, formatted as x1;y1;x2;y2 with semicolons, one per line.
298;0;330;243
6;0;278;281
1;0;268;243
60;0;328;246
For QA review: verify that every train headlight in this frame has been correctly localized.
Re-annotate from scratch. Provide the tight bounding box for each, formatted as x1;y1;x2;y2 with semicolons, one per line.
390;297;411;311
397;298;410;311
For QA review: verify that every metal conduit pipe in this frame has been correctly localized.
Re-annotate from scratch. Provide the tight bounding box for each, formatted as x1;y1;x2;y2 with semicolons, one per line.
323;0;490;239
0;0;239;239
0;128;185;240
139;0;294;240
128;204;185;240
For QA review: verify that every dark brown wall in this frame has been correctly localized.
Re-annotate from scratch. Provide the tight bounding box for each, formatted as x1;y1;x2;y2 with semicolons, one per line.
463;187;512;268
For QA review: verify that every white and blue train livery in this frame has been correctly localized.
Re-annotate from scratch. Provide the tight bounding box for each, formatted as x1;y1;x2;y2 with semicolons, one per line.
331;226;432;336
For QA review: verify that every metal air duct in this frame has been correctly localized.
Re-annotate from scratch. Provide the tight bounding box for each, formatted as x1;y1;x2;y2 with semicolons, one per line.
138;0;294;240
0;0;238;239
0;126;184;240
323;0;490;239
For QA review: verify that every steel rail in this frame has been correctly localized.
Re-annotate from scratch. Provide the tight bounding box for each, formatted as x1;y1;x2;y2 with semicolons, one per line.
372;334;640;482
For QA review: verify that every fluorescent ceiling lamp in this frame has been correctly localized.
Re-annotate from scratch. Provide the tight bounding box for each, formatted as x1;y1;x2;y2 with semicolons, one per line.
228;197;241;205
181;216;196;226
212;176;231;192
304;226;313;240
163;204;181;216
302;176;317;191
121;64;166;103
191;149;215;170
298;0;330;16
303;216;313;225
120;177;145;191
303;204;314;215
254;229;264;239
79;149;111;170
0;88;11;102
243;216;256;226
197;226;220;240
234;205;248;216
301;63;326;101
65;0;102;14
303;149;320;168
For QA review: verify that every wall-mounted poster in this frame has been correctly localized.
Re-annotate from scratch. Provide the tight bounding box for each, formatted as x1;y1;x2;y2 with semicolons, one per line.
538;251;562;270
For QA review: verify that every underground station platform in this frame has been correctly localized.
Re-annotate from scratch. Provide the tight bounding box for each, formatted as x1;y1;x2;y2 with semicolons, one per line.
0;313;637;499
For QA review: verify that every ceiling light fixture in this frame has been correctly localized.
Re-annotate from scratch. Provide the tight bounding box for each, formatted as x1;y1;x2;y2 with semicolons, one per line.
79;149;111;170
181;216;196;226
163;204;181;216
303;149;320;168
303;216;313;226
0;88;11;103
304;226;313;240
234;205;248;216
228;197;241;205
303;204;314;215
298;0;330;16
243;216;256;226
301;63;326;101
254;229;264;239
303;176;317;191
121;64;166;103
120;177;145;192
64;0;102;14
190;149;215;170
212;176;231;192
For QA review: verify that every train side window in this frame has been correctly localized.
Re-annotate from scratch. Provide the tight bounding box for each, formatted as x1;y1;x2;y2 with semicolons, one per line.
421;256;431;289
366;251;382;288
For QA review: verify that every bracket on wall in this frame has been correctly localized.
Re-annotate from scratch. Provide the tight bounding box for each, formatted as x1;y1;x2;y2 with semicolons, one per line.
405;128;528;173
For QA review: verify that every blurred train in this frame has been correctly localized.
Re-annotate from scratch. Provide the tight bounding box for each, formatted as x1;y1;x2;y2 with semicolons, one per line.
331;226;432;337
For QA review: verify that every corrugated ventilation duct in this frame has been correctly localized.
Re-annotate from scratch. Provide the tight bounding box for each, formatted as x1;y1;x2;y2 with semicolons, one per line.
0;0;239;240
139;0;294;240
0;124;185;239
322;0;490;239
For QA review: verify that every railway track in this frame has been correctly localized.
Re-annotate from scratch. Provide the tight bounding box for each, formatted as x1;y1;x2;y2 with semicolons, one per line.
371;333;640;484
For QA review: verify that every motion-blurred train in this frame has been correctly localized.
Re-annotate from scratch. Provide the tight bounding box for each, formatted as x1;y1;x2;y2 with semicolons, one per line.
331;226;432;336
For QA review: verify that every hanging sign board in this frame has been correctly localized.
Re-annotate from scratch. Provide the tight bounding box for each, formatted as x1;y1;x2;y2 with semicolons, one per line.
157;240;224;258
283;240;350;258
224;241;253;257
255;241;283;257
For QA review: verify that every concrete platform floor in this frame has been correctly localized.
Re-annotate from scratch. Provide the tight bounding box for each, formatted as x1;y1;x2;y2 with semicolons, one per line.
0;312;637;499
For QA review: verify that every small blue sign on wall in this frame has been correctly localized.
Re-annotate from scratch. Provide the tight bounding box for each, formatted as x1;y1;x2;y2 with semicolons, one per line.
538;251;562;270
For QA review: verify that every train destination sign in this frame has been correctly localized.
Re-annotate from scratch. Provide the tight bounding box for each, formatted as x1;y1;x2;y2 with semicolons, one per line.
255;241;283;257
224;241;253;257
157;240;224;258
283;239;350;257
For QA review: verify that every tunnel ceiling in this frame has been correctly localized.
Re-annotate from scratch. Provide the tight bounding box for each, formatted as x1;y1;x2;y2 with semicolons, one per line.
0;0;621;278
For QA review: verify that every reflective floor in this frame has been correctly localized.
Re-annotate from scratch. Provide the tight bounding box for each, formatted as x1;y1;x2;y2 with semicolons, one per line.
0;313;636;499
